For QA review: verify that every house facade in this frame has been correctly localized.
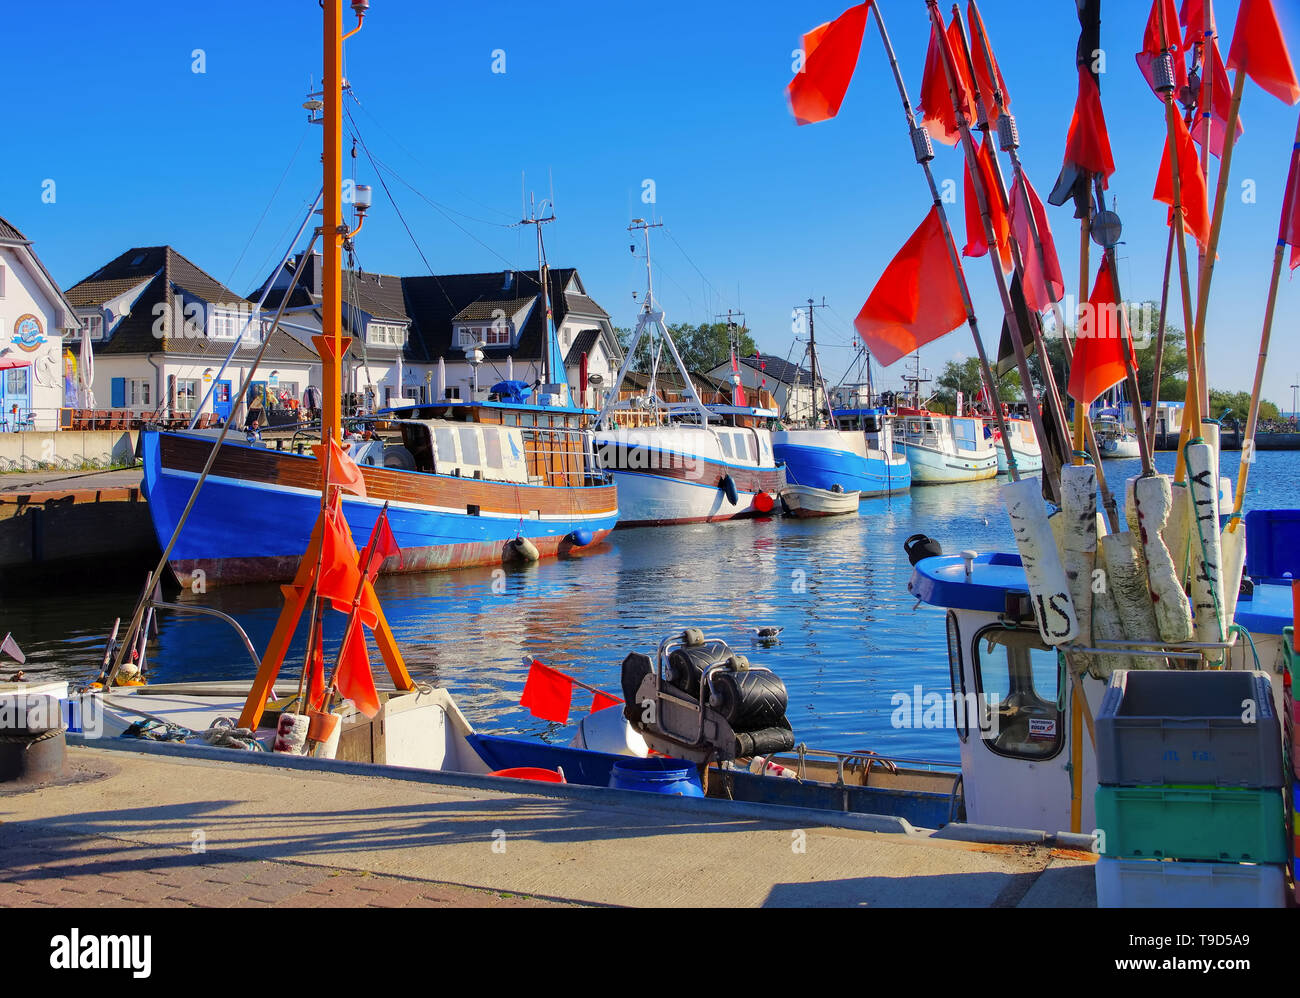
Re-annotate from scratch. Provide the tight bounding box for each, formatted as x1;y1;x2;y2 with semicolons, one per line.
0;216;80;430
707;354;814;421
64;246;319;424
255;253;623;411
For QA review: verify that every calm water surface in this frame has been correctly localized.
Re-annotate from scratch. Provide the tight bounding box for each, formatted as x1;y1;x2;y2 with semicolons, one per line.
4;450;1296;763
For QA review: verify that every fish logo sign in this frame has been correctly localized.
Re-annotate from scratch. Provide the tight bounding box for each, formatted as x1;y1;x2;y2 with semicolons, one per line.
12;314;46;352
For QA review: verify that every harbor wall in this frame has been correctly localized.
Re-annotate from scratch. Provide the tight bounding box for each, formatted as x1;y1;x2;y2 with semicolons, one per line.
0;430;138;471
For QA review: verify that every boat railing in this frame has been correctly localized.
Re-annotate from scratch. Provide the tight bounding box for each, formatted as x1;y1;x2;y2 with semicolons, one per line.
517;423;609;488
1063;630;1245;667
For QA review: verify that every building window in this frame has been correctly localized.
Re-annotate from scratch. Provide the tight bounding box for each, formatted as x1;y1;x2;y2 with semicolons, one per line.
367;323;407;347
126;378;151;407
458;323;511;347
0;265;6;297
75;313;104;341
5;369;28;395
175;378;201;412
208;309;251;340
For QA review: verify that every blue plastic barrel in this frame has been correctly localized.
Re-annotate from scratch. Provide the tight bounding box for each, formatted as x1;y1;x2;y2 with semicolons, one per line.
609;757;705;797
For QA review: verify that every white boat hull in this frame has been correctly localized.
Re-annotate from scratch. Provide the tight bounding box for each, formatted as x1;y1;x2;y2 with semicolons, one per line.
1098;437;1141;459
996;444;1044;474
605;468;769;526
902;443;998;485
780;485;860;518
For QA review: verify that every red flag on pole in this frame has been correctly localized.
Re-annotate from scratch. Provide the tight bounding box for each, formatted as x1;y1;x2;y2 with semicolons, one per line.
1068;253;1135;407
1193;40;1247;157
316;497;365;611
1281;131;1300;270
920;17;973;146
1011;172;1065;312
786;2;872;126
590;691;622;713
966;0;1011;124
1154;110;1213;248
1049;67;1116;206
1137;0;1188;98
962;137;1013;274
335;624;380;718
1180;0;1207;48
854;206;969;368
362;510;402;581
307;616;326;711
312;437;367;497
1227;0;1300;106
519;660;574;723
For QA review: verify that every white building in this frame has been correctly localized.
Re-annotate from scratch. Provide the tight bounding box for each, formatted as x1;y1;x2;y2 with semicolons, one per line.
64;246;319;425
0;215;80;430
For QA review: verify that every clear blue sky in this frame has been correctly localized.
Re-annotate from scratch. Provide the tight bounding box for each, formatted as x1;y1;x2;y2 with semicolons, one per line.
4;1;1299;411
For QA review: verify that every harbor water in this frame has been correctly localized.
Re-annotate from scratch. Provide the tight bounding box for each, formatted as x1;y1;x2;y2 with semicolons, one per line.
4;450;1296;762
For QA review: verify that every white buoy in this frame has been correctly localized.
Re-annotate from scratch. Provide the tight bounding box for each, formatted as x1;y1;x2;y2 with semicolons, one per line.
273;712;310;755
1002;477;1079;645
1186;441;1227;660
1099;532;1164;670
1221;518;1248;627
1059;466;1098;647
509;536;540;562
1132;474;1195;643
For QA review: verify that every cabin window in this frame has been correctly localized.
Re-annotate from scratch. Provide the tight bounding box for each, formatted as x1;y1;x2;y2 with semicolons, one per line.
747;435;759;463
483;427;503;469
434;426;457;464
952;419;978;451
458;426;481;465
906;419;922;435
970;625;1064;761
503;412;518;426
947;612;967;742
718;434;733;459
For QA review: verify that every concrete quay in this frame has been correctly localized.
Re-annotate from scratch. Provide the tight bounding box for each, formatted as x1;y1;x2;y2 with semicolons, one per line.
0;744;1097;908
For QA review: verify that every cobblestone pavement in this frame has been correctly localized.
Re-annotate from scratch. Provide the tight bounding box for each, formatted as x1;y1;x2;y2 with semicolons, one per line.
0;824;572;908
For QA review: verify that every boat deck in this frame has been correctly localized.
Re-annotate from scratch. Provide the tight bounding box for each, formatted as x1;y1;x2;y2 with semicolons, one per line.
0;743;1096;908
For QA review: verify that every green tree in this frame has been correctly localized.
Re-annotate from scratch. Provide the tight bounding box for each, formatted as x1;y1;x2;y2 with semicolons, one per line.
615;322;755;374
933;357;1021;414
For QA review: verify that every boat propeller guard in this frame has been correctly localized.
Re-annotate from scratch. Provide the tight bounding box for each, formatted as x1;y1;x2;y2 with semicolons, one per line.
621;628;794;764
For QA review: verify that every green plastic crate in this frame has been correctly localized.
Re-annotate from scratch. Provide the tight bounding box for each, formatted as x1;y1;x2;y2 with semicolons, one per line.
1095;785;1287;863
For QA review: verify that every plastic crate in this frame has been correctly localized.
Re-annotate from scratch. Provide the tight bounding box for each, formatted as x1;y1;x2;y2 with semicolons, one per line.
1096;857;1286;908
1095;785;1287;862
1096;670;1282;788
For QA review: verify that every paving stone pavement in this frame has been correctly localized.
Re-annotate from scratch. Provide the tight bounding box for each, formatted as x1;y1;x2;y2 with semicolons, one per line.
0;823;571;909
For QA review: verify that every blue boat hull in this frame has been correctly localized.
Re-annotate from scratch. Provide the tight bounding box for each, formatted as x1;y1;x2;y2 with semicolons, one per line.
773;441;910;498
141;431;619;586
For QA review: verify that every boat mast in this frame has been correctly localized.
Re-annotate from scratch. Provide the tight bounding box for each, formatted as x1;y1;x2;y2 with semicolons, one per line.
520;196;565;402
803;297;835;428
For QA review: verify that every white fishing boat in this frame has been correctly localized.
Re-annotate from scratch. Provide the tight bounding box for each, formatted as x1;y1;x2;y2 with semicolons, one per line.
591;221;784;526
989;416;1044;473
894;407;998;484
779;483;860;517
1093;414;1141;459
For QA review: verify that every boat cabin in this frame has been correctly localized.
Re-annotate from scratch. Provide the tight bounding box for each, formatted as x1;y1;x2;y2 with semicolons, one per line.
377;399;598;488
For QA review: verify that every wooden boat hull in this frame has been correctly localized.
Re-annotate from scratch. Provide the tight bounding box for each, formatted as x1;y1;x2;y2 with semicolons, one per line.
141;430;618;586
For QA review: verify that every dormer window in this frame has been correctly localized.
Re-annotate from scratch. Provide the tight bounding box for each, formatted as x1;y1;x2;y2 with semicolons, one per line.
76;313;104;341
368;322;407;347
458;323;511;348
208;309;247;340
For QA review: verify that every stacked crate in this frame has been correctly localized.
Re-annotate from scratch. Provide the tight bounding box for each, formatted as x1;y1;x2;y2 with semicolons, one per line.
1094;669;1288;908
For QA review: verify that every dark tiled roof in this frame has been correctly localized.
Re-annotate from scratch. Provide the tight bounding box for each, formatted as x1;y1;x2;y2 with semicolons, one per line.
564;328;600;366
66;246;315;360
738;353;811;387
451;297;536;323
0;216;27;242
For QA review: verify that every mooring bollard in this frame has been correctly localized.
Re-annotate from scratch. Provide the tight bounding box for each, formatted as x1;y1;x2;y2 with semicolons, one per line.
0;695;67;784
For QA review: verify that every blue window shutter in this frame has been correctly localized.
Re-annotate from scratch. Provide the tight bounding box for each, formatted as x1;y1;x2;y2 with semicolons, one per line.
111;378;125;407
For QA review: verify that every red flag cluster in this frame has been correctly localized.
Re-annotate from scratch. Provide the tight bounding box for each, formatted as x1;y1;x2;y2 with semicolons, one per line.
962;137;1012;274
307;499;403;718
519;660;623;724
1137;0;1188;97
920;16;974;146
1011;174;1065;312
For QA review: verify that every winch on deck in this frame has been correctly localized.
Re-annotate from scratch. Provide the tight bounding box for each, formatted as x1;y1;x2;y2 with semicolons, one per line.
620;628;794;764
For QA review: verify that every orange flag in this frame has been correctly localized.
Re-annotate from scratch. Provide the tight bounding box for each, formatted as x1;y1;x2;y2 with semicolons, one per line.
1227;0;1300;106
967;0;1011;124
519;660;573;724
1154;111;1212;249
920;17;972;146
962;137;1013;274
1011;172;1064;312
590;690;623;713
786;2;871;126
335;624;380;718
316;496;365;613
312;437;367;498
307;616;326;711
1068;253;1135;406
854;206;968;368
1137;0;1188;97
